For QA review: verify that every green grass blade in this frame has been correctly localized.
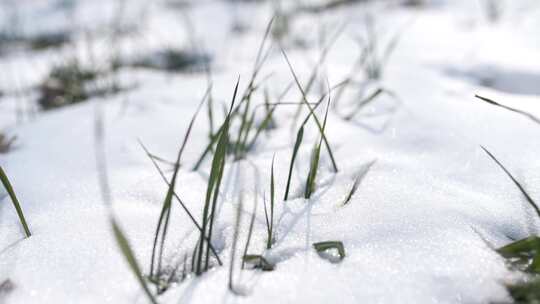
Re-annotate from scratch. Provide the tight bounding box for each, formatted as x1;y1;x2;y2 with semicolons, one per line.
150;87;209;278
269;156;275;249
196;78;239;274
281;48;339;172
0;166;31;237
138;140;222;266
304;100;330;199
476;95;540;126
111;219;158;304
283;125;304;201
498;236;540;259
481;146;540;219
342;160;376;206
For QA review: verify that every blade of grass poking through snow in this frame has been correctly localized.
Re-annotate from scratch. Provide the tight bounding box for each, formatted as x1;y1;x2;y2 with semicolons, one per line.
497;236;540;259
342;160;376;206
0;166;31;237
196;78;239;275
138;140;222;266
284;125;304;201
281;48;338;173
269;156;275;248
263;156;276;249
282;97;328;201
481;146;540;218
204;82;242;270
150;87;210;280
475;95;540;125
111;219;158;304
305;99;330;199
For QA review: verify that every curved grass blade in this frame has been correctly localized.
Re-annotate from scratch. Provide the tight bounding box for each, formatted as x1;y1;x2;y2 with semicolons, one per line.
150;87;209;278
342;160;376;206
112;219;158;304
0;166;31;237
481;146;540;218
138;140;222;266
476;95;540;126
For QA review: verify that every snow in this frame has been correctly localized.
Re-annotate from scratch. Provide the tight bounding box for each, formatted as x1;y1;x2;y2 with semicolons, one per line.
1;0;540;303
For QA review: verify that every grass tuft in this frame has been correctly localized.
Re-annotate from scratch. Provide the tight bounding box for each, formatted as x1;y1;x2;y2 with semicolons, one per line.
483;146;540;303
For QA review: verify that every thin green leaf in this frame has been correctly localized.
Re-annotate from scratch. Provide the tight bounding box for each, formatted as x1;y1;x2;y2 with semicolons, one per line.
281;48;339;172
305;100;330;199
196;78;240;274
150;86;209;279
138;140;222;266
111;219;158;304
481;146;540;219
284;126;304;201
475;95;540;125
0;166;31;238
342;160;376;206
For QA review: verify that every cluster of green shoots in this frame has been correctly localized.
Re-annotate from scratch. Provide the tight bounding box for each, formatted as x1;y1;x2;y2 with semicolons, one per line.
476;95;540;303
0;9;391;303
108;16;389;302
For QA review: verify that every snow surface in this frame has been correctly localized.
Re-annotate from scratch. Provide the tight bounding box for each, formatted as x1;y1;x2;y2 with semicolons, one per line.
1;0;540;303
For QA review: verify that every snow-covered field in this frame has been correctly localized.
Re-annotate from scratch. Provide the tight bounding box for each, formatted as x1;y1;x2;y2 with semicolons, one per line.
2;0;540;303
